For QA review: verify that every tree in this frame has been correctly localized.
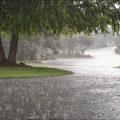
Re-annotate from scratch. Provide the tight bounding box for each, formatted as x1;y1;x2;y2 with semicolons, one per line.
114;35;120;53
78;35;93;55
61;36;77;55
0;37;6;63
0;0;119;66
43;34;61;55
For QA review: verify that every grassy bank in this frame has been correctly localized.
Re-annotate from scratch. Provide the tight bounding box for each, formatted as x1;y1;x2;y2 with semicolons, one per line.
0;67;73;78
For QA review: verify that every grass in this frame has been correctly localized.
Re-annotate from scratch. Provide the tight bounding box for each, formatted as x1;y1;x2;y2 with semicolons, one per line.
0;67;73;78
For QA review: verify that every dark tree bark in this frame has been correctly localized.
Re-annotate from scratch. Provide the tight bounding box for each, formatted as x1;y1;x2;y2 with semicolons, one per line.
0;36;6;64
8;33;19;65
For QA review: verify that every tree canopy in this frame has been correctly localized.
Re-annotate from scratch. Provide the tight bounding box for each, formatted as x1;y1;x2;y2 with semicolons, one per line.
0;0;119;65
0;0;119;35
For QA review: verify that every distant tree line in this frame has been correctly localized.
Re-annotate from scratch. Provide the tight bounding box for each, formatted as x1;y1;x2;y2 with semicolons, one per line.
1;32;118;61
1;34;94;61
61;34;93;56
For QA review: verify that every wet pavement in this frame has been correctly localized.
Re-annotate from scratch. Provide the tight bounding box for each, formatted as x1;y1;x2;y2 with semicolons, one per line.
1;47;120;120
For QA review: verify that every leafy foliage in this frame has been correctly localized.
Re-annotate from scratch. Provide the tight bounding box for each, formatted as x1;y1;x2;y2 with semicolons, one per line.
0;0;119;35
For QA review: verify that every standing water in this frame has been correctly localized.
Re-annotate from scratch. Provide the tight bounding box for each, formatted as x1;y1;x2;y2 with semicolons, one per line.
1;47;120;120
44;47;120;77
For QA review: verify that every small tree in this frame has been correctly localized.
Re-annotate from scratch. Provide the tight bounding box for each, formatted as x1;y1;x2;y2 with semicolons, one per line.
63;36;77;55
114;35;120;53
43;34;61;55
78;36;93;55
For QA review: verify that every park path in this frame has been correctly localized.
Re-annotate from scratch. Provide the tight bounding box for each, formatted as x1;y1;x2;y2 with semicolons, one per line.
1;47;120;119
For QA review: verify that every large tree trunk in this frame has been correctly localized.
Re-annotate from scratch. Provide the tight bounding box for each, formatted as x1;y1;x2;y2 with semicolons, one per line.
0;36;6;64
8;33;19;65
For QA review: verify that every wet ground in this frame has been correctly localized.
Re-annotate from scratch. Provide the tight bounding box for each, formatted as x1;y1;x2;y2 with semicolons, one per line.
1;47;120;120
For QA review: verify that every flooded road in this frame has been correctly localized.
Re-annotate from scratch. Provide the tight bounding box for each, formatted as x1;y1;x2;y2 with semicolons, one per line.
1;47;120;120
45;47;120;77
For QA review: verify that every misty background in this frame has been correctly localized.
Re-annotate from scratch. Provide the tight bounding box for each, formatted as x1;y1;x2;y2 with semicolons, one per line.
1;31;120;63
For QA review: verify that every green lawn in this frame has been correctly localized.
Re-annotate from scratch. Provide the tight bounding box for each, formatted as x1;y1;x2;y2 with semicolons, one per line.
0;67;73;78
